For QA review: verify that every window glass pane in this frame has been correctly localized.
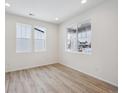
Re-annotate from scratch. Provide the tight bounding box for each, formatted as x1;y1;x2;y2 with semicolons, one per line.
16;38;32;52
34;26;46;51
66;27;77;51
21;24;26;38
16;23;22;38
35;30;44;39
66;21;92;54
35;39;45;50
25;25;32;38
16;23;32;53
77;22;92;54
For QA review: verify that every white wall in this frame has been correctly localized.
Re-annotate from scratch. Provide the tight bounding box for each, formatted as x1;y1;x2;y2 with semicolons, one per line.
6;13;59;72
59;0;118;86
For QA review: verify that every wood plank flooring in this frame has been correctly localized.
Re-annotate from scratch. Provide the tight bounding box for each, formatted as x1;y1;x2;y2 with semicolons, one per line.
6;63;118;93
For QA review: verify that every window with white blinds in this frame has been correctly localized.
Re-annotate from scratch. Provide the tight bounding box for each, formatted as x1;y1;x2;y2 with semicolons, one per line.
16;23;46;53
34;27;46;52
16;23;32;53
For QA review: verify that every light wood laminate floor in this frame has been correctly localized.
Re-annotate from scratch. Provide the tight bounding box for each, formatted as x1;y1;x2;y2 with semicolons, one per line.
6;63;118;93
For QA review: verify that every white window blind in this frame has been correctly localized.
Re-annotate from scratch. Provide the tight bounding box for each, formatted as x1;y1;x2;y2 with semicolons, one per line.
16;23;32;53
34;27;46;52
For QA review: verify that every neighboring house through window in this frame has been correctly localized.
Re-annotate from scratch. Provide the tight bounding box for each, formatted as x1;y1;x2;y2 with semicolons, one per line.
66;21;92;54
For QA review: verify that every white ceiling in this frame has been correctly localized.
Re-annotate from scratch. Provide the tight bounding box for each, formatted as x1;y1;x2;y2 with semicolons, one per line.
5;0;106;24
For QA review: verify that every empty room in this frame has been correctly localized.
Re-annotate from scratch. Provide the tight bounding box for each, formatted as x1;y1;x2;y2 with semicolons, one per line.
5;0;118;93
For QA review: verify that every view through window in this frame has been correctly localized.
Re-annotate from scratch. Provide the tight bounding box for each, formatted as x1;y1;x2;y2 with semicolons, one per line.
66;21;92;54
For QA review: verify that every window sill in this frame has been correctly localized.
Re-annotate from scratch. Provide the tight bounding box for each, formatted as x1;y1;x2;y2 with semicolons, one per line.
34;49;46;52
16;51;32;53
16;49;47;53
65;50;92;55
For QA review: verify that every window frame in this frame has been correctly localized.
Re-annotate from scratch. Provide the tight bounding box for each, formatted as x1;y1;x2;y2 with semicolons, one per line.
16;23;32;53
16;23;47;53
65;26;78;52
33;26;47;52
65;19;92;55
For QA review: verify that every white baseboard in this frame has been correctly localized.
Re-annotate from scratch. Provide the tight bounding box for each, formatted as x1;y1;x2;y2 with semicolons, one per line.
59;63;118;87
5;62;59;73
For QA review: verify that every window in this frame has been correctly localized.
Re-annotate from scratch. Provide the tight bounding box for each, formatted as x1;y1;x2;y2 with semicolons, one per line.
66;21;92;54
66;27;77;51
34;26;46;52
77;23;92;54
16;23;32;53
16;23;46;53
